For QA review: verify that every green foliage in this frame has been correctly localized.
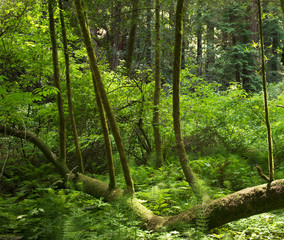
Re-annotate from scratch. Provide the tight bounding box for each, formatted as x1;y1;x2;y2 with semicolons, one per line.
191;154;256;191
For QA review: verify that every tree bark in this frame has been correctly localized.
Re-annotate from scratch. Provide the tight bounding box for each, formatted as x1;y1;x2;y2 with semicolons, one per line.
257;0;274;182
58;0;84;174
1;125;284;231
163;179;284;230
91;73;116;190
48;0;66;163
146;0;152;66
172;0;202;196
205;17;215;81
74;0;134;194
153;0;164;168
196;6;203;77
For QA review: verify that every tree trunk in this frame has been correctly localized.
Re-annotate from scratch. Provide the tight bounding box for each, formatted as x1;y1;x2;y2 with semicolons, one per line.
196;7;203;77
153;0;164;168
205;17;215;81
58;0;84;174
91;73;116;189
0;125;69;177
163;179;284;230
281;0;284;65
74;0;134;194
1;125;284;231
48;0;66;163
249;0;258;43
172;0;201;195
125;0;140;74
258;0;274;182
146;0;152;66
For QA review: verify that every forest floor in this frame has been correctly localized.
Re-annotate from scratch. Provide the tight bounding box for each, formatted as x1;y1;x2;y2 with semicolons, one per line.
1;160;284;239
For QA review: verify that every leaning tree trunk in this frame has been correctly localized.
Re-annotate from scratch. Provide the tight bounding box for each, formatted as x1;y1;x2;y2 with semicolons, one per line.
0;126;69;177
58;0;84;174
152;0;164;168
74;0;134;194
1;125;284;231
172;0;201;195
48;0;66;163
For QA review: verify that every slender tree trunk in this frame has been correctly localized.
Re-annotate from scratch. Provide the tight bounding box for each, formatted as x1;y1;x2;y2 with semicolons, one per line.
172;0;201;195
74;0;134;194
58;0;84;173
257;0;274;182
205;18;215;81
250;0;258;43
125;0;139;74
196;7;203;77
146;0;152;65
92;73;116;189
48;0;66;163
232;34;241;84
280;0;284;65
153;0;163;168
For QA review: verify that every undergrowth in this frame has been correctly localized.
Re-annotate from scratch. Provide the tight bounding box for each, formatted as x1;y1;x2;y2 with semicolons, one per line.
0;160;283;239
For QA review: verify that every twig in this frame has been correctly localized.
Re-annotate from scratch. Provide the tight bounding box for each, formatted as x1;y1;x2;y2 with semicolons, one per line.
256;166;270;182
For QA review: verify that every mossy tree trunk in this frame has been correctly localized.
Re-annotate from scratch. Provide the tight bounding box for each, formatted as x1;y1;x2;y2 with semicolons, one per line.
58;0;84;174
152;0;164;168
0;125;69;177
1;125;284;231
258;0;274;182
48;0;66;164
74;0;134;194
91;73;116;189
172;0;199;191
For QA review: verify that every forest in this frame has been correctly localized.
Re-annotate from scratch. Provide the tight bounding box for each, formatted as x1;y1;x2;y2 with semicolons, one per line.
0;0;284;239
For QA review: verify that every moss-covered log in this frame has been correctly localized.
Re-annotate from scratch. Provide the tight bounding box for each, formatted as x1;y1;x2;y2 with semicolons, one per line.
162;179;284;230
1;125;284;230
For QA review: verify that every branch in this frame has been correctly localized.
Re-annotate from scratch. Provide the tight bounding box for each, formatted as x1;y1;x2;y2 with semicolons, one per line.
256;165;270;182
0;125;69;177
277;105;284;108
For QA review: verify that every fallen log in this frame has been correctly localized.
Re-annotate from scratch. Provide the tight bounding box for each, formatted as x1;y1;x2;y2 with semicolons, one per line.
1;125;284;230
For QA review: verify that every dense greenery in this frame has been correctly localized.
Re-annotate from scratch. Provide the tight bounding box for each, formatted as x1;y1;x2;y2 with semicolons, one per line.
0;0;283;239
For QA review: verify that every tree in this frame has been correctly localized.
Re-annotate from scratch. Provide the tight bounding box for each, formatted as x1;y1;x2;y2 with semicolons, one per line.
74;0;134;194
172;0;201;195
48;0;66;164
58;0;84;173
1;0;284;235
125;0;140;74
152;0;164;168
257;0;274;182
